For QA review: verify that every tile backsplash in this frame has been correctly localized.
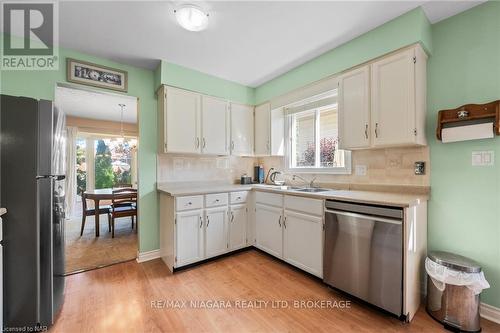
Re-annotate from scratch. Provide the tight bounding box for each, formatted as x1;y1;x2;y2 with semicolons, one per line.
157;146;429;187
258;146;430;187
157;154;255;183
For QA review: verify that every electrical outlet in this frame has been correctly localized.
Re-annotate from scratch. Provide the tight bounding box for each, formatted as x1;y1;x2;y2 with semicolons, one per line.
355;165;367;176
173;158;184;170
414;161;425;175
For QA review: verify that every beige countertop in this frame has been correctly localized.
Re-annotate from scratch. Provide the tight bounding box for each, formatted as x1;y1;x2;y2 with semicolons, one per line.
157;183;427;207
157;182;254;196
0;208;6;217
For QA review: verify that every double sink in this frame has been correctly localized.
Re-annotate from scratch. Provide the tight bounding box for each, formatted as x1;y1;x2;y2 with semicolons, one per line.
255;184;331;193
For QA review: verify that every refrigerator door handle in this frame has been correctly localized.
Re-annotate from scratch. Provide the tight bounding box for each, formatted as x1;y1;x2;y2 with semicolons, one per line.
36;175;65;181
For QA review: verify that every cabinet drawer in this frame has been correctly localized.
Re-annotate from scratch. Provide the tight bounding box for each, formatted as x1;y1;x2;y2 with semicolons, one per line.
284;195;323;216
230;191;248;204
205;193;228;208
255;191;283;207
176;195;203;211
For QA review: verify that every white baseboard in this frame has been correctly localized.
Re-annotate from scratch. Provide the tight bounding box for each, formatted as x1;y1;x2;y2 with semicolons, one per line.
136;249;161;263
481;302;500;324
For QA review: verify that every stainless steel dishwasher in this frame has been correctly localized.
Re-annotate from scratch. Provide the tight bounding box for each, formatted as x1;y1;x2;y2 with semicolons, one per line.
324;200;404;317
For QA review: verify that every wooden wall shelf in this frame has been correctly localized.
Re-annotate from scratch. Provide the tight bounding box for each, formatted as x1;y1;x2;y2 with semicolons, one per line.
436;100;500;140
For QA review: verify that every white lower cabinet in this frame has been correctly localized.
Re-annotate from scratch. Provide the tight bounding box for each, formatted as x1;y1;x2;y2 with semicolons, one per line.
167;192;250;269
255;203;283;258
205;207;228;259
283;210;323;278
229;204;247;251
176;210;204;266
255;192;324;278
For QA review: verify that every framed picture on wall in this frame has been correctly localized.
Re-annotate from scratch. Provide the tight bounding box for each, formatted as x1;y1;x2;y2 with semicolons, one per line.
67;58;128;92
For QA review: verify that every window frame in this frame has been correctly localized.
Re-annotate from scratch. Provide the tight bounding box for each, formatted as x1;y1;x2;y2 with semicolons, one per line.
285;102;351;175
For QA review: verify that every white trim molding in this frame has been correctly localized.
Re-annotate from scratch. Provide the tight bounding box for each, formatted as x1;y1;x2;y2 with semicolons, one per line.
136;249;161;263
481;302;500;324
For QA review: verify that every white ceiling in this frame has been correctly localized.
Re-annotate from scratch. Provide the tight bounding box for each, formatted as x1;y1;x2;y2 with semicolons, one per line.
58;1;485;87
55;86;138;123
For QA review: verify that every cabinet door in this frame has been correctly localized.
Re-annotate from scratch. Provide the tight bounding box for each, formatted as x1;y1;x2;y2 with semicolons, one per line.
255;204;283;258
205;207;228;258
165;87;201;153
254;103;270;156
270;107;285;156
176;210;203;266
202;96;229;155
371;49;416;147
338;66;370;149
283;211;323;278
229;204;247;250
230;103;254;156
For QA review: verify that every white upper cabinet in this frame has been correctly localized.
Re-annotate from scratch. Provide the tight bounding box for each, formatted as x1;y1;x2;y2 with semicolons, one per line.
158;85;231;155
254;102;285;156
270;107;285;156
201;95;229;155
371;45;427;147
164;86;201;154
230;103;254;156
338;65;371;149
254;103;271;156
337;44;427;150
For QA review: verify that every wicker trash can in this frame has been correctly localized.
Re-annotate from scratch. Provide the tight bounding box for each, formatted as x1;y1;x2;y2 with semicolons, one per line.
426;251;490;332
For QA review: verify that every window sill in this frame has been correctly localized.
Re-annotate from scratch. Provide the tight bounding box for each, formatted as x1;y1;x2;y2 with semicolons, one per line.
285;167;352;175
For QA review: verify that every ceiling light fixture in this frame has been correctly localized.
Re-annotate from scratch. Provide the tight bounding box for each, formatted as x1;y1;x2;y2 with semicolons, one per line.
118;103;126;142
174;4;209;32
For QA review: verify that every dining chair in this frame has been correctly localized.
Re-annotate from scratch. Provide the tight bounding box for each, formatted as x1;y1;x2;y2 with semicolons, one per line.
110;188;137;238
80;193;111;236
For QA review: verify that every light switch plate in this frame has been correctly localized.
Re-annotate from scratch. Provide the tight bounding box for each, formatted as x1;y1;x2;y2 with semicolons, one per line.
355;165;367;176
472;151;494;166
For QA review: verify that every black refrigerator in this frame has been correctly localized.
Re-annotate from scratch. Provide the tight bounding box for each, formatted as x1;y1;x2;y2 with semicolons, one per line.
0;94;66;329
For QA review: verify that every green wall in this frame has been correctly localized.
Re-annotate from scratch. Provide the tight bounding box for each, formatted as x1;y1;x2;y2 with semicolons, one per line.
159;61;255;104
0;44;159;252
427;1;500;307
254;7;432;104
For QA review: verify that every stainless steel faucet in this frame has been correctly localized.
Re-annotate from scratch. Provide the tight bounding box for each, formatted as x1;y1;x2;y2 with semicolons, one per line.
292;175;318;188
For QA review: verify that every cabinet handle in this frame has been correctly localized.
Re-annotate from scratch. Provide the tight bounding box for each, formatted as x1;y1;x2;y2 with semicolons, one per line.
364;124;368;139
278;215;282;227
202;138;206;148
199;216;203;228
231;141;235;151
195;137;200;149
283;216;287;229
266;141;270;152
375;123;379;138
231;212;234;223
206;216;210;227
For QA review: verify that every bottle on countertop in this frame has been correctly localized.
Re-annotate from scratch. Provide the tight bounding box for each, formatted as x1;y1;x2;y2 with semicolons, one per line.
258;165;264;184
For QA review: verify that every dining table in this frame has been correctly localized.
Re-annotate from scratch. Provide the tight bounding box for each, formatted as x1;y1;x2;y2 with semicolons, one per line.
83;188;137;237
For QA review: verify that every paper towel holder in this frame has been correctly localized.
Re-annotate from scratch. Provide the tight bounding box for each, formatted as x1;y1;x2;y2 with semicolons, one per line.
436;100;500;141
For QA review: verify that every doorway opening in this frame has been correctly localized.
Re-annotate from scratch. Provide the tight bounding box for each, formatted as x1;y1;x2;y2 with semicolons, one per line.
55;84;139;274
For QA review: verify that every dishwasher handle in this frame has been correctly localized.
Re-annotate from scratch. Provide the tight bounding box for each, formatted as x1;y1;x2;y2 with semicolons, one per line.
325;209;402;225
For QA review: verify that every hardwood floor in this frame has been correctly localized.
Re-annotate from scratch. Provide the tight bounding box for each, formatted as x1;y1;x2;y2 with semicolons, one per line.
65;214;137;273
51;249;499;333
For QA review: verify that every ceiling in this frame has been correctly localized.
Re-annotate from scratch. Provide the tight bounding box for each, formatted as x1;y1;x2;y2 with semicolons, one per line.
55;86;138;123
58;1;485;87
